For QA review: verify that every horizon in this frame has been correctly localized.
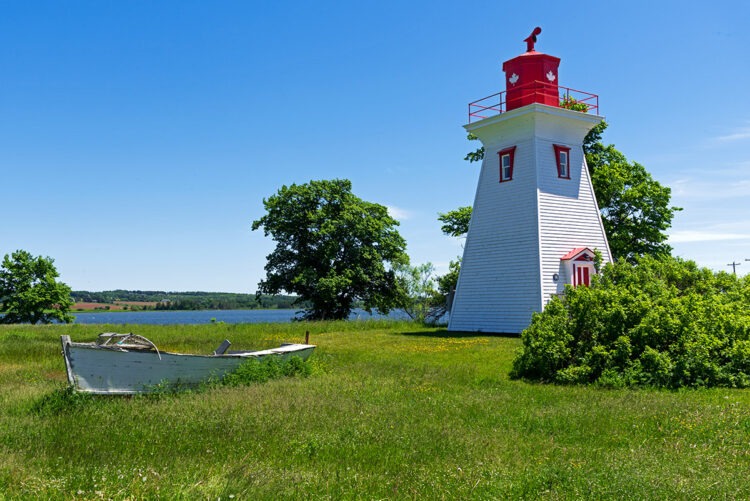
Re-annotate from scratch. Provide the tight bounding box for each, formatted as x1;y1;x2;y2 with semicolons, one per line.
3;1;749;292
69;289;290;295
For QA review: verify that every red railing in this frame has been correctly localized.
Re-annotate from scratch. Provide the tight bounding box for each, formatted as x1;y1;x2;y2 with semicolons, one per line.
468;82;599;123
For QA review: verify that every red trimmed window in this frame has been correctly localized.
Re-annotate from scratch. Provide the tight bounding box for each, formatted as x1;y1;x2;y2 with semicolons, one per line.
553;144;571;179
498;146;517;182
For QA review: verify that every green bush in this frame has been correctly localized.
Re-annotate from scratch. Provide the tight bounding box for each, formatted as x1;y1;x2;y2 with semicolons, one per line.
220;355;312;387
511;255;750;388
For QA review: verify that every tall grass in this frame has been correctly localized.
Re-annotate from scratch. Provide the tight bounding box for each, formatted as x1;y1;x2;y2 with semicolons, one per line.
1;321;749;499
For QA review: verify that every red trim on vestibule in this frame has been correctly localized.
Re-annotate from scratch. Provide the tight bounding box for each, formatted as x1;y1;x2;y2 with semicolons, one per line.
560;247;591;261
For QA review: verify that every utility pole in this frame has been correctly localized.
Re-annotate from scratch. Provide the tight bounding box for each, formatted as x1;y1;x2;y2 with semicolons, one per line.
727;261;742;275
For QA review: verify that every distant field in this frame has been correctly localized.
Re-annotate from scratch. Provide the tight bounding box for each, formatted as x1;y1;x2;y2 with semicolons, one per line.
1;321;749;499
73;301;157;311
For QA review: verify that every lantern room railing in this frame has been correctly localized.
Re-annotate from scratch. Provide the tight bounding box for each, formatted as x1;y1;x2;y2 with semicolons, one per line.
468;82;599;123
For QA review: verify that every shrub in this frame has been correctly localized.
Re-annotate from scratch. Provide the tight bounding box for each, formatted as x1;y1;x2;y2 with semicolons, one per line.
31;385;95;416
511;255;750;388
220;355;312;387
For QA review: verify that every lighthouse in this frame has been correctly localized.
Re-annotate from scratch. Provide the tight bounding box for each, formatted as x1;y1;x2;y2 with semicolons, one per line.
448;28;612;334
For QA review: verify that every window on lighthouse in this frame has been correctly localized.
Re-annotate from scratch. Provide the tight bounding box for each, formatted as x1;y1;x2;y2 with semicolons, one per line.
501;155;512;180
554;145;571;179
498;146;516;183
559;151;568;177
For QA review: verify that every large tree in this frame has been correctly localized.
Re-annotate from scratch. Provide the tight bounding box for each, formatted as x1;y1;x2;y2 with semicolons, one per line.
584;122;680;261
455;122;680;261
252;179;409;320
0;250;74;324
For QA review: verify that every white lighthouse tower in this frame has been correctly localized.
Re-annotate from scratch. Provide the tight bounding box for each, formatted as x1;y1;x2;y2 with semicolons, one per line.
448;28;612;334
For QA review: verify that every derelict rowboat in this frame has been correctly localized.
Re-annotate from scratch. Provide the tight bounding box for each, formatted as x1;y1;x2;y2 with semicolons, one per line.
60;333;315;395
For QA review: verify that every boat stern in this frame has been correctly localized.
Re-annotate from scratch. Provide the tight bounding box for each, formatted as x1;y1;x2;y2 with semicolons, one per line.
60;335;78;389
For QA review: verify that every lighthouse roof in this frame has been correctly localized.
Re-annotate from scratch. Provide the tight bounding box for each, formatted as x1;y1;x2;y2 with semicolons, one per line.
560;247;594;261
502;49;559;64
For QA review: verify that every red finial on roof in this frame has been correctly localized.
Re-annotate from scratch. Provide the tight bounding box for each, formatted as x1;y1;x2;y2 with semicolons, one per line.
524;27;542;52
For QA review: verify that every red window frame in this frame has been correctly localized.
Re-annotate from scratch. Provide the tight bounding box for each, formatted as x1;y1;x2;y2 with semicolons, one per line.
553;144;571;179
498;146;517;183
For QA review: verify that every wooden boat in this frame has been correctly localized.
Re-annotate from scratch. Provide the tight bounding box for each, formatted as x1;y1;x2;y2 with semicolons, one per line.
60;333;316;395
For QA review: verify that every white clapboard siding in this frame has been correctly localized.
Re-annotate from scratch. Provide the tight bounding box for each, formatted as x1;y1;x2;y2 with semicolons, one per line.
449;132;542;334
448;104;611;334
536;138;611;302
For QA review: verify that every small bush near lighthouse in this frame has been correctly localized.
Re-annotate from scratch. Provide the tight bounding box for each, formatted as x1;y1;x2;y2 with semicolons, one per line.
511;255;750;388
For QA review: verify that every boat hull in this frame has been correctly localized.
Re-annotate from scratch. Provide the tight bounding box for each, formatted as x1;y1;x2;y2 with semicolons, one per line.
61;336;315;394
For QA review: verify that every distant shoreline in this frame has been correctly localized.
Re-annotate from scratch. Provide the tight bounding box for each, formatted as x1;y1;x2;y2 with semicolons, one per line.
71;291;302;311
72;302;297;313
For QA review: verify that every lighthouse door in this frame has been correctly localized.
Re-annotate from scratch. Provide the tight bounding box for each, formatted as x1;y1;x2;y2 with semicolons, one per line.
574;264;592;287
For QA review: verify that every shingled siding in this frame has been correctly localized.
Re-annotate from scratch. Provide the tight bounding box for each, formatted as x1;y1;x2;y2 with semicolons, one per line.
537;144;612;302
448;137;543;334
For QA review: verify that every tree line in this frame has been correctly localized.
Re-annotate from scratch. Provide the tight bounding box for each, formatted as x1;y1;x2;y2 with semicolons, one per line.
70;290;302;310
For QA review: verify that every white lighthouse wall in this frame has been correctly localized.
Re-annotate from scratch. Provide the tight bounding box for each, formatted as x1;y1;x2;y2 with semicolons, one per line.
536;142;612;301
530;109;612;303
448;113;543;334
449;104;611;334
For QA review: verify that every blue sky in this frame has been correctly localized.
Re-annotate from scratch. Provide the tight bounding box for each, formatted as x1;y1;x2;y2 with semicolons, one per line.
2;1;749;292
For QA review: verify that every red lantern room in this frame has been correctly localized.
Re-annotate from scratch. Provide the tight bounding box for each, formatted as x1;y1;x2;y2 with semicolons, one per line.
502;27;561;111
467;26;599;123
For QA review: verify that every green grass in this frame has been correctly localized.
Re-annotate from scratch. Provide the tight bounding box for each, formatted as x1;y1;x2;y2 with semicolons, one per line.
1;321;749;499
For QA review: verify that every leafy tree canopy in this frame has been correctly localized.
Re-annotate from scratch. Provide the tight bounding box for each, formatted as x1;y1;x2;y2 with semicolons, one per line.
395;262;438;323
432;207;470;316
395;260;461;325
425;258;460;322
463;133;484;163
437;206;472;238
252;179;409;320
586;123;681;261
511;255;750;389
0;250;74;324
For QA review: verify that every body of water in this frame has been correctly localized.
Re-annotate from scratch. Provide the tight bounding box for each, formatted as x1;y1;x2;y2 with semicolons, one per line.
71;308;408;325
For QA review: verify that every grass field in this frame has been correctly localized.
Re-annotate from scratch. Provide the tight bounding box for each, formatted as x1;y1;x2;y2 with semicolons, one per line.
1;320;749;499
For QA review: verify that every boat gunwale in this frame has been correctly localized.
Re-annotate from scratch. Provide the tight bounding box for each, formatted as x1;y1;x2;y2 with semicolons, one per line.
64;339;316;359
